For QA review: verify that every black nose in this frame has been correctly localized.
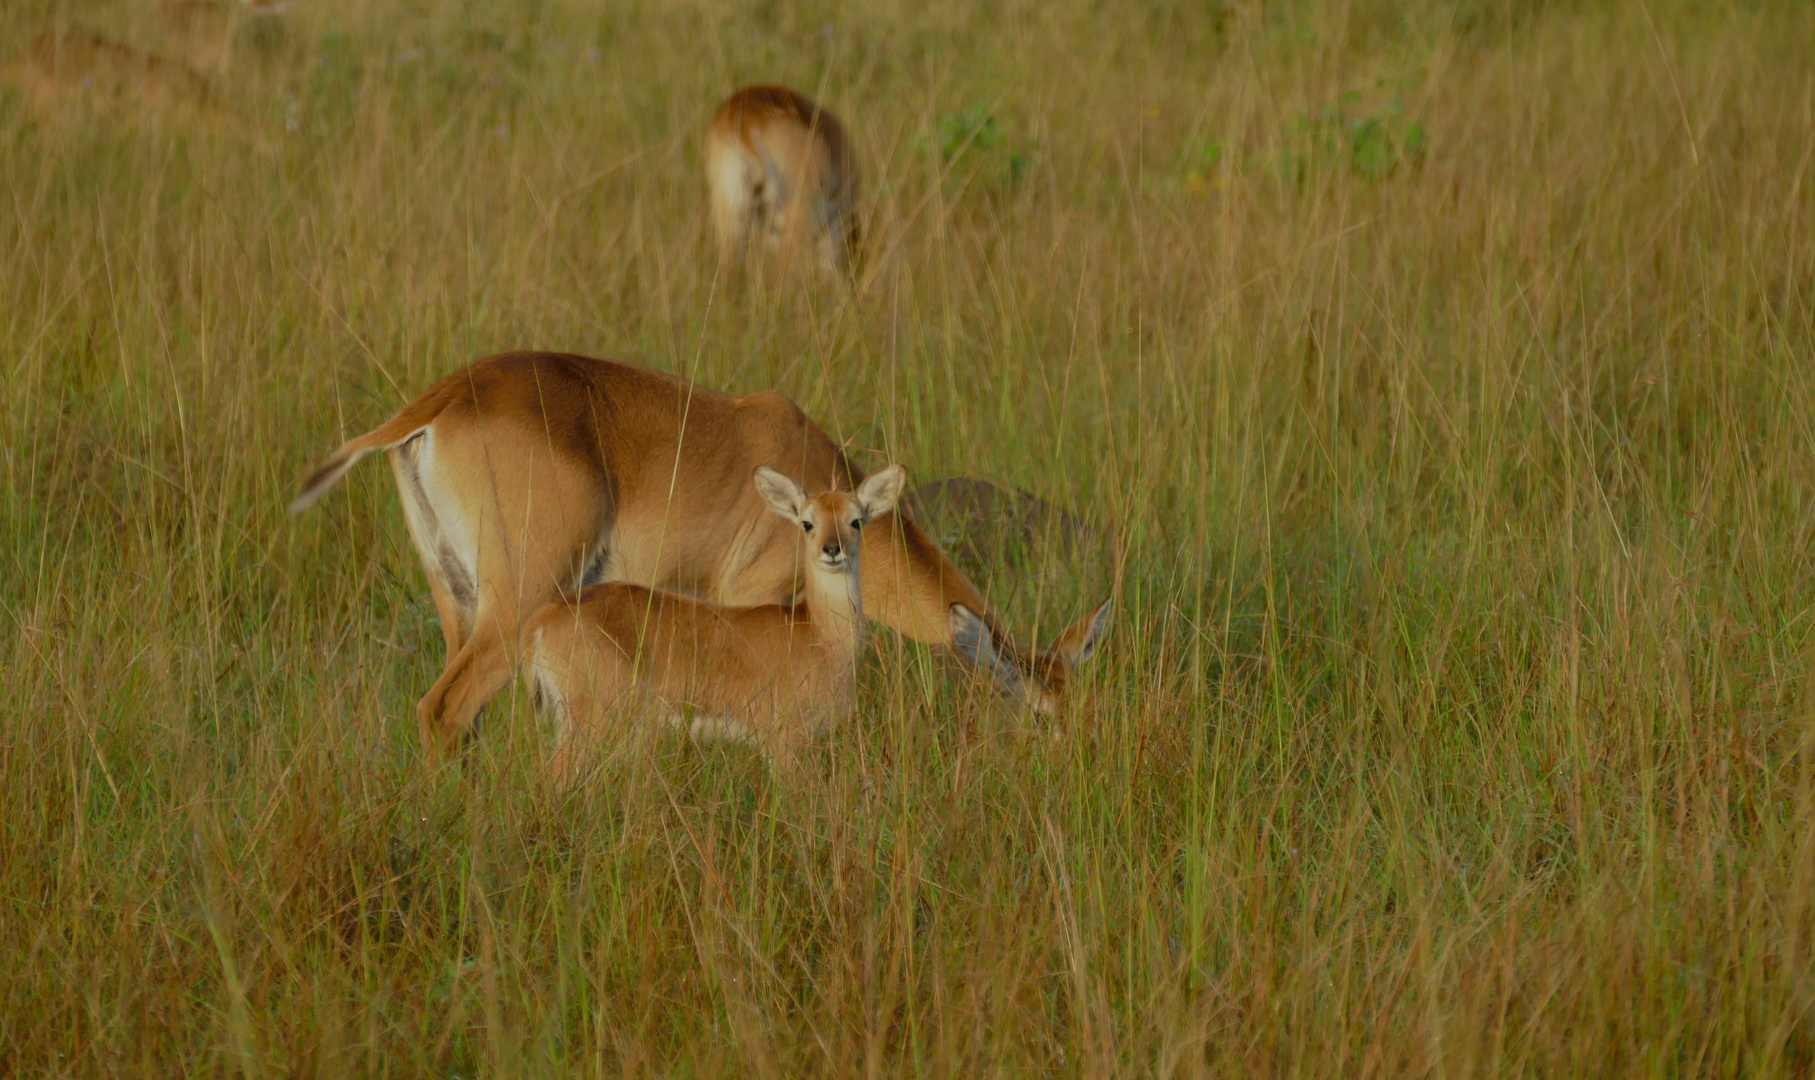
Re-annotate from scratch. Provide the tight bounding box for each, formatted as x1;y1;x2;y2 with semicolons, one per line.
822;543;841;558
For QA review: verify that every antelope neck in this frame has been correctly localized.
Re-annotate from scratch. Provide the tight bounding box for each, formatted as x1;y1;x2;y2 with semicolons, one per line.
800;552;864;653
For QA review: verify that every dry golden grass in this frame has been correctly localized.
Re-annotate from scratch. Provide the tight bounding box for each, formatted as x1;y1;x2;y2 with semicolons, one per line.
1;0;1812;1075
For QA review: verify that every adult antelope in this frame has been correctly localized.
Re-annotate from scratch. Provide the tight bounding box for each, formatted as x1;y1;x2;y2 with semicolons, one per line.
516;464;906;786
289;351;1109;760
706;85;859;275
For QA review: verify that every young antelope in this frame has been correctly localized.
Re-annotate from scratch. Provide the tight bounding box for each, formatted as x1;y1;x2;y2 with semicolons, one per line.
521;464;907;786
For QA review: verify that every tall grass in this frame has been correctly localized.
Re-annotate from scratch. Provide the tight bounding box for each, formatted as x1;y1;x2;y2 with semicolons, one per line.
2;0;1813;1074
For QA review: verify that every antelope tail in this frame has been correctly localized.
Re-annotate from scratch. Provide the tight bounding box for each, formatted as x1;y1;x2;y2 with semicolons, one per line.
288;384;456;515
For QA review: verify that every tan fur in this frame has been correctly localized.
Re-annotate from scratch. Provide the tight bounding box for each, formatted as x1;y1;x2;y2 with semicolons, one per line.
513;465;905;786
2;29;219;123
706;85;859;275
290;351;1107;760
142;1;289;76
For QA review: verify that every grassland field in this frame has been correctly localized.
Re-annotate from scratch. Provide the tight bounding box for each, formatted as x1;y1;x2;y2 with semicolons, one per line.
2;0;1813;1075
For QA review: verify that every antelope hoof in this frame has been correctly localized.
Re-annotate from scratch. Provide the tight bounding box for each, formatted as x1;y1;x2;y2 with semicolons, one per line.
415;698;463;765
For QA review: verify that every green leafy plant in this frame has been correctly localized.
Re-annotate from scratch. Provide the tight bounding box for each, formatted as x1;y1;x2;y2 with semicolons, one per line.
1179;137;1222;195
304;29;362;125
1281;91;1427;184
933;105;998;159
922;105;1031;184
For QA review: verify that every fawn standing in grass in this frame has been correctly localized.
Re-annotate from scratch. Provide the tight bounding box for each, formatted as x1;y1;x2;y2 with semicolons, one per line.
706;85;859;276
515;464;907;786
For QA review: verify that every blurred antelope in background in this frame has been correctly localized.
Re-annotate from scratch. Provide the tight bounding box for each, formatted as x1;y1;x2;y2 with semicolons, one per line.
515;465;906;785
1;29;217;123
2;4;290;133
706;85;859;276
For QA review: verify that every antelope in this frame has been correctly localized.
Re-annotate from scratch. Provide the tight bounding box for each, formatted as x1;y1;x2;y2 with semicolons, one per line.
706;85;859;275
2;29;218;122
512;464;906;785
288;351;1109;762
949;602;1108;716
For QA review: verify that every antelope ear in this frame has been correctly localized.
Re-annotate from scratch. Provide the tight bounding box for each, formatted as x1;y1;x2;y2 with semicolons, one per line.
754;467;809;520
856;464;907;519
1051;598;1111;668
949;604;1025;695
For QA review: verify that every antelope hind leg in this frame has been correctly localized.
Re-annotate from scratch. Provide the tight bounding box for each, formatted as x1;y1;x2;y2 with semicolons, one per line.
425;571;468;664
415;619;517;762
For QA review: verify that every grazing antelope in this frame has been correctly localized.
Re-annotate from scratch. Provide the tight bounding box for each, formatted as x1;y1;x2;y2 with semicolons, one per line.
289;351;1109;761
706;85;859;275
950;601;1109;717
512;464;906;786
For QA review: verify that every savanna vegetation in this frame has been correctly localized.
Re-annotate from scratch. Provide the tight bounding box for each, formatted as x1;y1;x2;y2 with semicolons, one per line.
2;0;1813;1074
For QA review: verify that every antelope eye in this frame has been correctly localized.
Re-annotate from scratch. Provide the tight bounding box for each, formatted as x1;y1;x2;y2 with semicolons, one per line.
802;521;813;533
851;519;862;530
